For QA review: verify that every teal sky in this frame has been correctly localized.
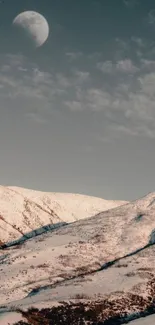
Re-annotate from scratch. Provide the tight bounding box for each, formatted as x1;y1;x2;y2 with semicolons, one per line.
0;0;155;200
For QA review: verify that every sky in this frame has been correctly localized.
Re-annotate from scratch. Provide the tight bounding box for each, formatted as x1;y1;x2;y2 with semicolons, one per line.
0;0;155;200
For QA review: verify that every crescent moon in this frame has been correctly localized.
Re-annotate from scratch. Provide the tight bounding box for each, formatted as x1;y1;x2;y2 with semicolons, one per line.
13;11;49;48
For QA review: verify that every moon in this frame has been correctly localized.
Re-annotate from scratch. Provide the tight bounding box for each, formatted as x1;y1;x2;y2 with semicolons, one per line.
13;11;49;48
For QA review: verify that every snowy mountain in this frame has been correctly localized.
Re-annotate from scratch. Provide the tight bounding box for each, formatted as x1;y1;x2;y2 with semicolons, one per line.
1;190;155;324
0;185;127;244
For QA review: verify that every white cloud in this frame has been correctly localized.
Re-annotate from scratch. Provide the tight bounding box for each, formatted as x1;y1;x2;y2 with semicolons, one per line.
74;70;90;83
56;73;71;88
2;52;155;138
116;59;138;73
148;9;155;25
97;59;138;74
97;61;113;73
0;54;92;121
0;55;71;103
65;59;155;138
85;88;112;112
138;72;155;97
65;52;83;60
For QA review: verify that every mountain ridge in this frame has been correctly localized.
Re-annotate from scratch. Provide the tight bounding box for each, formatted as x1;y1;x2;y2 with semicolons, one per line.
0;185;128;244
1;188;155;324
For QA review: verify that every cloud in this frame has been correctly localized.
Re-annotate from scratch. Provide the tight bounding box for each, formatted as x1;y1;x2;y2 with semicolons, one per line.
0;53;92;120
64;52;155;138
148;9;155;25
65;52;83;60
131;37;145;48
0;56;51;101
116;59;138;73
25;112;48;124
2;50;155;139
97;59;138;74
138;72;155;96
64;100;83;112
97;61;113;74
113;37;149;61
74;70;90;82
123;0;139;8
66;51;102;63
0;55;70;103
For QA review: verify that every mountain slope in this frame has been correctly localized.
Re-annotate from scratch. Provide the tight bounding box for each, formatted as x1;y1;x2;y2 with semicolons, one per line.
0;192;155;316
0;185;127;244
2;191;155;324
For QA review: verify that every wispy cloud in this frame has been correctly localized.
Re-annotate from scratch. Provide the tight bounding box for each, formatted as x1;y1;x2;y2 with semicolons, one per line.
131;37;145;48
148;9;155;25
64;51;155;138
97;61;113;74
65;100;83;112
1;48;155;138
25;112;48;124
0;54;91;120
116;59;138;73
123;0;139;8
97;59;138;74
74;70;90;82
65;51;83;60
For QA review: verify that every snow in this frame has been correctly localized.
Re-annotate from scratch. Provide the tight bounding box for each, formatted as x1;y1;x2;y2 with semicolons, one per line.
0;185;127;243
0;312;25;325
129;315;155;324
0;191;154;306
1;188;155;323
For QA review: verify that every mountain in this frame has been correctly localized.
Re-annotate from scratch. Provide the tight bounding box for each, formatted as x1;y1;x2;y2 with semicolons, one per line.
0;185;127;244
1;191;155;324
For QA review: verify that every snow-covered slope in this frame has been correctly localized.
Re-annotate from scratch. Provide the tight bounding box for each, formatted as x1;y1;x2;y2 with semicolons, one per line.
2;191;155;324
0;312;25;325
0;185;127;244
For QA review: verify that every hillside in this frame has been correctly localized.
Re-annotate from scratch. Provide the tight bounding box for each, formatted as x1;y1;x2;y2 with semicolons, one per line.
1;192;155;323
0;185;127;244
